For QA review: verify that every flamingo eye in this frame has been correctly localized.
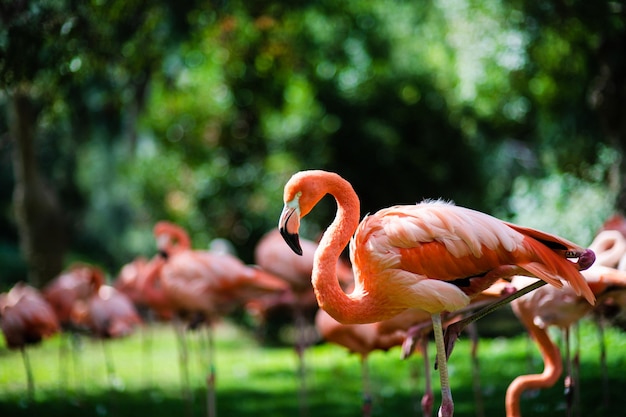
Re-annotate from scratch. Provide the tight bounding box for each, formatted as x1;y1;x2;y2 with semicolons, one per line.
287;192;302;208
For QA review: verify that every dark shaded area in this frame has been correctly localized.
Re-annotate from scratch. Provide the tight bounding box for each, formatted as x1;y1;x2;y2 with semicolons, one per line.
0;373;624;417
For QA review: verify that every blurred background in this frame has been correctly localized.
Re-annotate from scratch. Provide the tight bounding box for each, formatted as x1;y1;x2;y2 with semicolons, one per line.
1;0;625;289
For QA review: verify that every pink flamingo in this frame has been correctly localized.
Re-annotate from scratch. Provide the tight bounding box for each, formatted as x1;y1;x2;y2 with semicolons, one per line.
114;255;174;390
115;255;173;321
147;221;289;417
278;170;595;417
114;256;149;309
42;263;104;393
43;263;104;328
315;307;405;417
71;284;142;389
254;228;354;415
0;282;60;400
506;263;626;417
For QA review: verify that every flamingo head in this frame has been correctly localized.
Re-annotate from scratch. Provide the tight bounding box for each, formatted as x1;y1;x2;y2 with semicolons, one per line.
279;170;351;256
280;171;328;256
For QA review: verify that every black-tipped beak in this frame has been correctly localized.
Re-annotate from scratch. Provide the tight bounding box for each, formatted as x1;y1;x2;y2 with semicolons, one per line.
279;203;303;255
280;227;303;256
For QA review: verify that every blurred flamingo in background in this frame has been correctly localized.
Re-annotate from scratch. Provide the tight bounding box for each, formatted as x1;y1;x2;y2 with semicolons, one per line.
506;276;590;417
279;170;595;417
506;261;626;417
114;255;174;320
71;284;141;338
585;227;626;407
42;263;104;393
315;307;405;417
599;214;626;239
148;221;289;417
253;228;354;416
43;263;104;327
114;256;150;313
505;279;565;417
114;255;173;390
0;282;60;400
71;284;142;390
587;230;626;269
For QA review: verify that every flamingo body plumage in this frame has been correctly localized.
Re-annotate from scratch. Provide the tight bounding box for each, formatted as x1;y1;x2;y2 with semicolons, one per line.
0;282;60;349
72;285;142;339
43;263;105;327
0;282;60;399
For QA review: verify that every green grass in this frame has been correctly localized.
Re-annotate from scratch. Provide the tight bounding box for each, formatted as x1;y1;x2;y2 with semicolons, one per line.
1;316;626;417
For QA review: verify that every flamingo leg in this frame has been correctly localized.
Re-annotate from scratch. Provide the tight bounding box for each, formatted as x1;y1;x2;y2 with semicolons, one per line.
173;317;193;417
563;327;573;417
573;324;581;417
101;339;117;390
408;355;421;415
71;333;84;401
432;314;453;417
21;347;34;402
101;339;121;416
466;322;484;417
596;319;610;408
417;335;434;417
141;314;154;390
206;324;217;417
444;280;547;360
58;332;69;395
293;303;309;417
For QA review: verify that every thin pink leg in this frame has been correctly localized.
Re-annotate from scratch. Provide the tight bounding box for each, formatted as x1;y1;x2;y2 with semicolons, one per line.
432;314;454;417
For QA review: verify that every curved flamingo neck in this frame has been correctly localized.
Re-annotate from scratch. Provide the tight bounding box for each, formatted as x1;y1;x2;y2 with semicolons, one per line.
505;306;563;417
155;222;191;253
311;173;373;324
169;228;191;252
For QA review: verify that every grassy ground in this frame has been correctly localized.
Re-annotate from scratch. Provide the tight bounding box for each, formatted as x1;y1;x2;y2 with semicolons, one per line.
1;314;626;417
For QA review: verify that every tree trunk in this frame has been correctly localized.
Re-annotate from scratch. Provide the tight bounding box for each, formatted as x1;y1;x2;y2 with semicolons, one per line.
9;89;67;288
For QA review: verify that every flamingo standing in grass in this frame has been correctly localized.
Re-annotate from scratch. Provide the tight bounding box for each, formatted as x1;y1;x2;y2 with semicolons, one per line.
43;263;104;393
43;263;105;327
0;282;60;400
71;284;142;390
506;262;626;417
147;221;289;417
115;255;173;321
71;284;142;339
278;170;595;417
114;255;174;391
254;229;354;416
584;228;626;407
315;307;405;417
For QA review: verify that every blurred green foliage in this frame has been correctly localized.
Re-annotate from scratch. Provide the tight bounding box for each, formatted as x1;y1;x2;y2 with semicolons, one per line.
1;0;624;284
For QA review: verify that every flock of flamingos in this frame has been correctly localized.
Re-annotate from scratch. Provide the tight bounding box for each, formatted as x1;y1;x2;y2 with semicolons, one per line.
3;170;626;417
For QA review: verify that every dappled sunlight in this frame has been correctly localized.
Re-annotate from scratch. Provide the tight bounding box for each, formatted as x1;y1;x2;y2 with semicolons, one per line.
2;3;625;417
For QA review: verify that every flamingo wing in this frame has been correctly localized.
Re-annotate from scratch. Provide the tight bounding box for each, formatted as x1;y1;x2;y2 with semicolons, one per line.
350;201;594;313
